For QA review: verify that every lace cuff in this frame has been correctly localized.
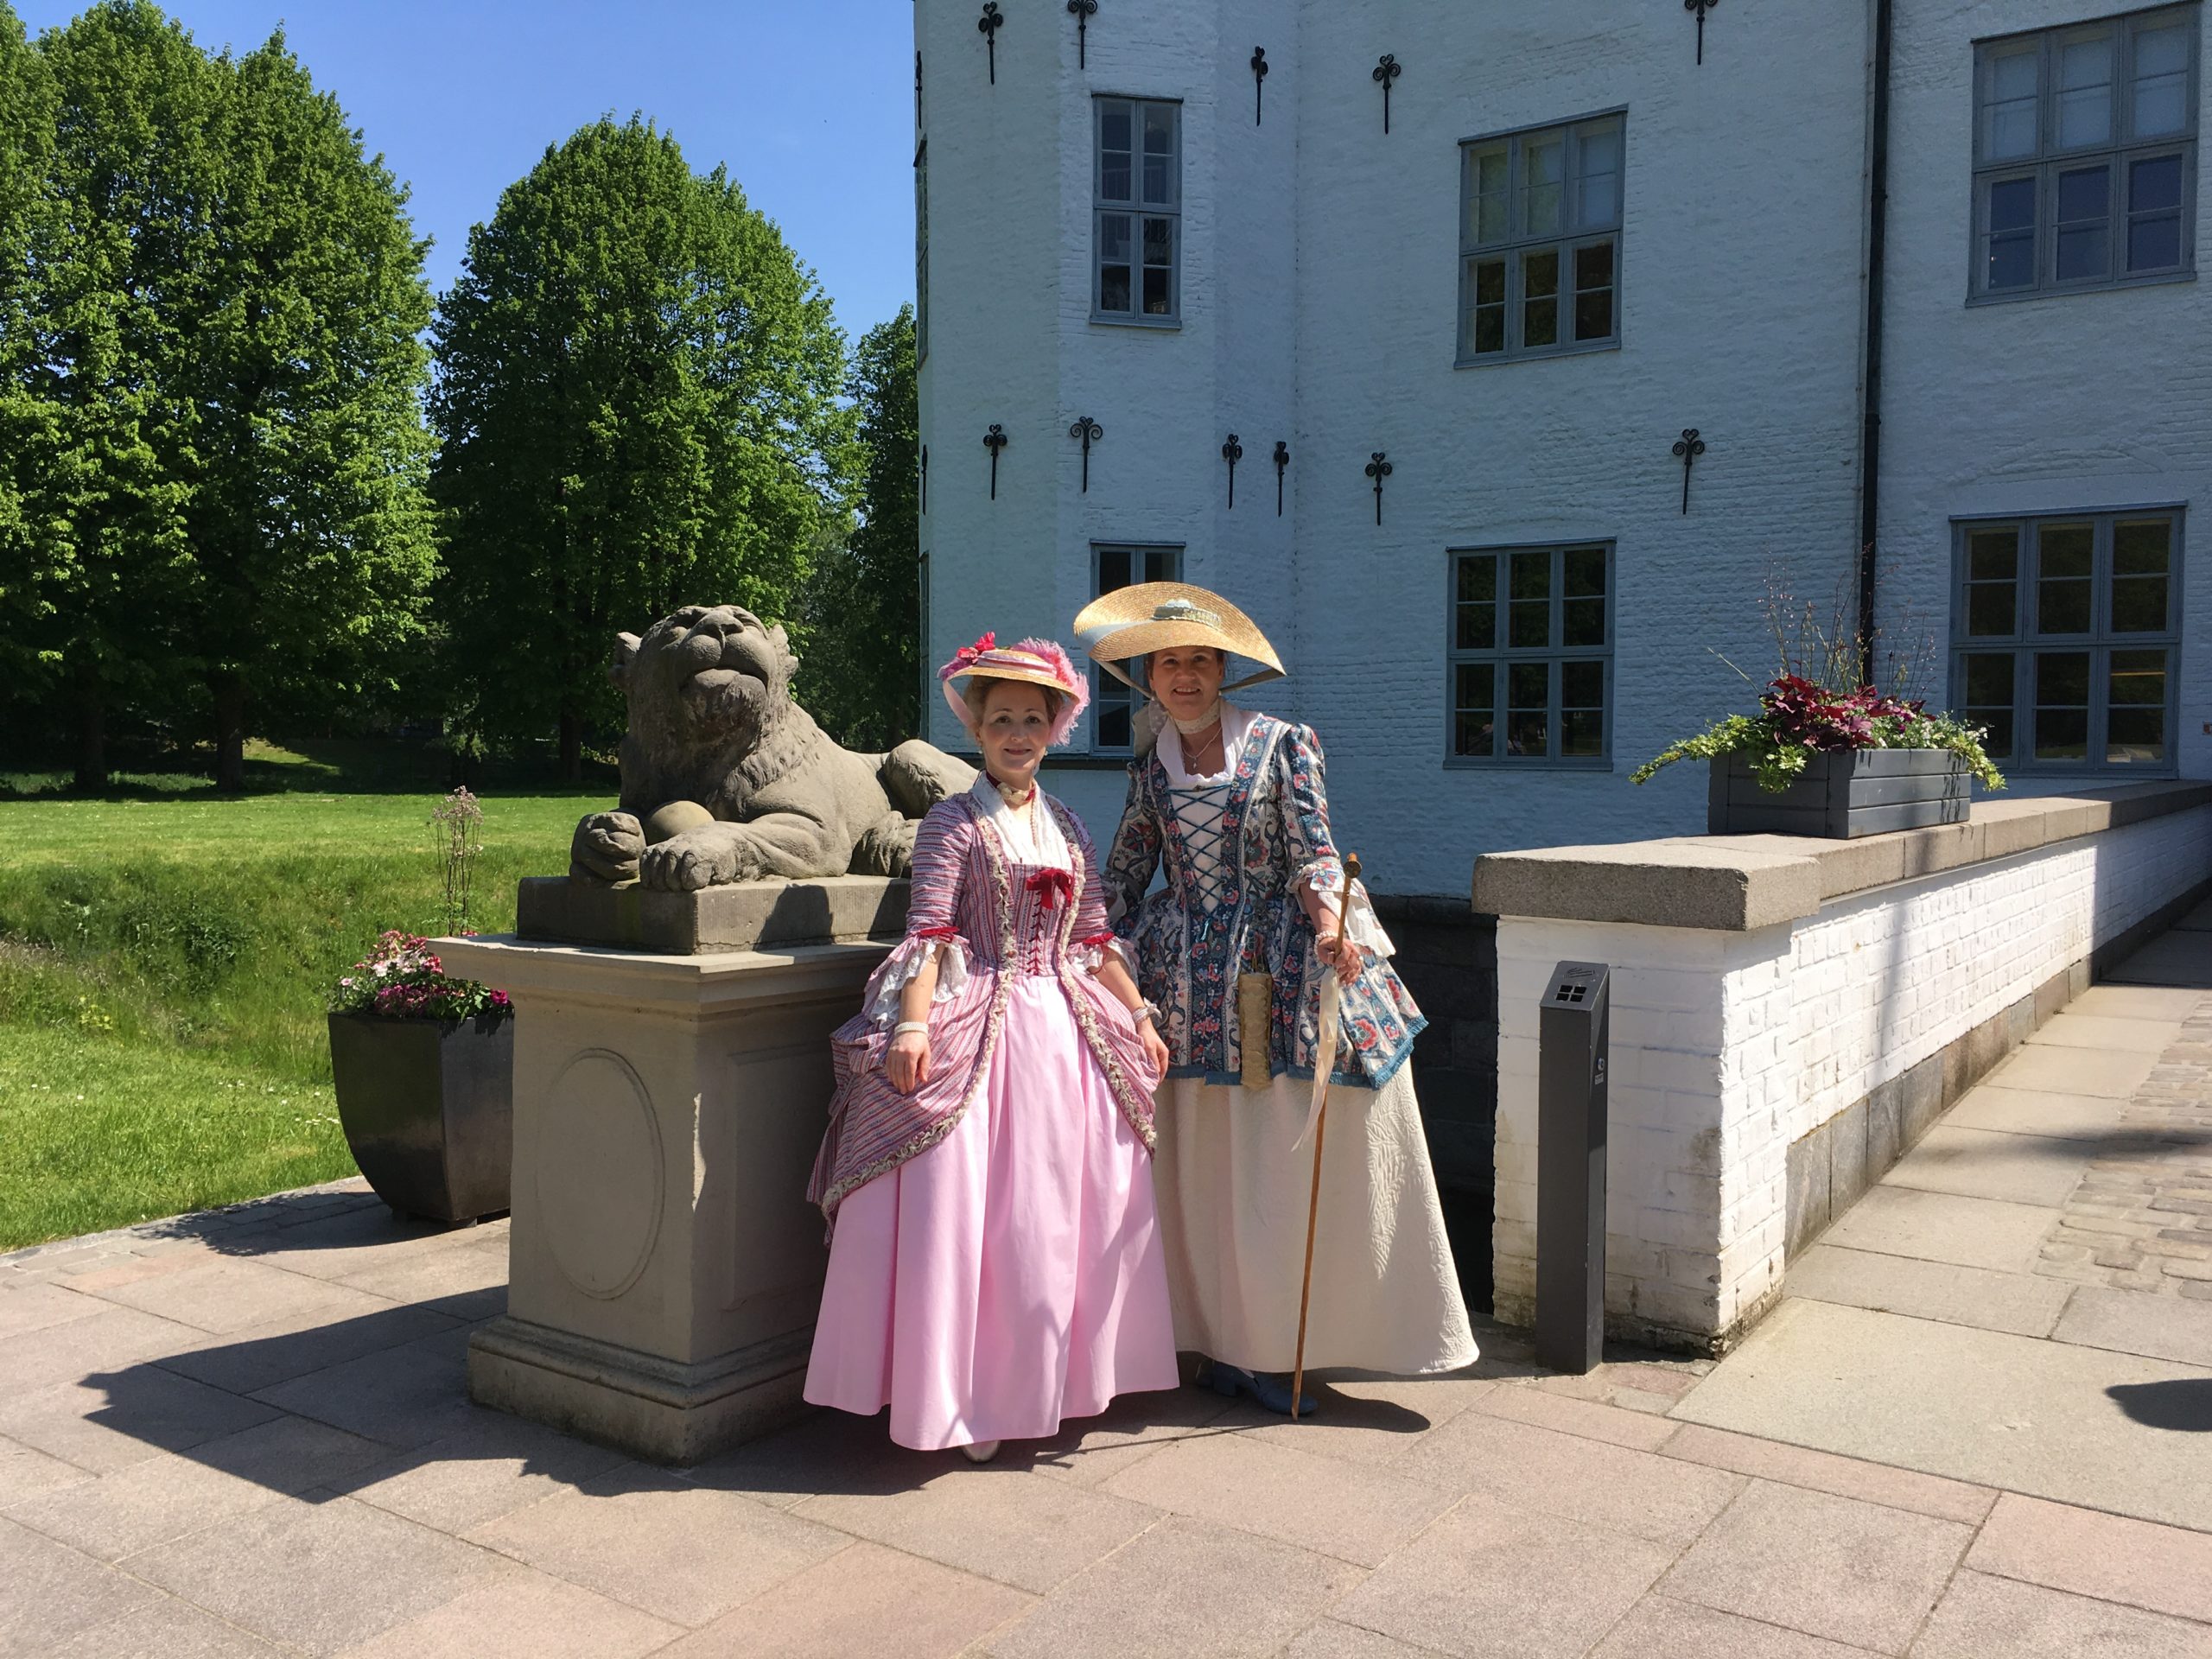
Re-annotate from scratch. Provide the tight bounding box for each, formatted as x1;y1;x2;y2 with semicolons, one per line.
1073;932;1135;975
1297;864;1396;960
867;933;969;1027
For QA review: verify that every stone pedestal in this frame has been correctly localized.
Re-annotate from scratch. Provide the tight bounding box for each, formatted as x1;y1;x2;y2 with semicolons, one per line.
436;878;899;1464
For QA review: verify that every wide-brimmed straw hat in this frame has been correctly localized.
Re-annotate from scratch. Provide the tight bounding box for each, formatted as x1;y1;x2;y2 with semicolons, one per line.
938;632;1090;746
1071;582;1285;693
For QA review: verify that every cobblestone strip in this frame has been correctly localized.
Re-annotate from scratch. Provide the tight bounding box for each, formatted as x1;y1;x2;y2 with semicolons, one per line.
2036;997;2212;1299
0;1177;378;1287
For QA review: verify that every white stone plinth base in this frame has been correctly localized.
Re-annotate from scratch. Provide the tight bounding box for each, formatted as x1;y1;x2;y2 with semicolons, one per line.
436;918;891;1465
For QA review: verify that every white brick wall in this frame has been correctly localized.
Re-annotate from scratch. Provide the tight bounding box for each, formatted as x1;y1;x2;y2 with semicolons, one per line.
919;0;2209;883
1491;803;2212;1343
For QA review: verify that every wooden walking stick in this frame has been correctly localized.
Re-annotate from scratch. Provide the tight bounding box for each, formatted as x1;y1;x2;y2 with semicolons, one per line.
1291;851;1359;1419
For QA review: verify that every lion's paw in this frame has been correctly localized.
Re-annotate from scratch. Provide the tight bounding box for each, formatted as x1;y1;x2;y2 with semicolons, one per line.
570;811;646;884
638;825;765;892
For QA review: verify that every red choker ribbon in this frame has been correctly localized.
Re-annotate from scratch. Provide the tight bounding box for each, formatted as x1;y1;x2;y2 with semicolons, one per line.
1026;868;1075;909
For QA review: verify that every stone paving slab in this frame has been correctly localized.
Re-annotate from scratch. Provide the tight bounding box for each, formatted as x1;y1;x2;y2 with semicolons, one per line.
1671;1297;2212;1531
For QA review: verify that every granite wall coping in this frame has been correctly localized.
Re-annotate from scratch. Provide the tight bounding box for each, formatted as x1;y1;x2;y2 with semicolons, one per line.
1471;780;2212;931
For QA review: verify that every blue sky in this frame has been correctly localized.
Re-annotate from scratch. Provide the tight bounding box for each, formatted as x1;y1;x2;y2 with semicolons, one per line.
16;0;918;339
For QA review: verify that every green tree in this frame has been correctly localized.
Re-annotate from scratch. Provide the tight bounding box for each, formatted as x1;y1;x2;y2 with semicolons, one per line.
3;3;437;791
181;29;439;791
797;305;919;751
431;117;851;780
12;0;216;787
0;3;58;690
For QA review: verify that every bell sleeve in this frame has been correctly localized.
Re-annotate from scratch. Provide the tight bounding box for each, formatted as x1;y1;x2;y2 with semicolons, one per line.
863;804;972;1027
1069;813;1136;975
1101;762;1164;933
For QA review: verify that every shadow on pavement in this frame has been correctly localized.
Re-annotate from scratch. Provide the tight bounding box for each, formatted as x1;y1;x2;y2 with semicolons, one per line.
2108;1378;2212;1433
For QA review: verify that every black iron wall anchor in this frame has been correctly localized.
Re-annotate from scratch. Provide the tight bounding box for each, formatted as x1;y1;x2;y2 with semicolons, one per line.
1250;47;1268;124
1672;428;1706;514
1365;451;1392;524
1068;416;1103;492
919;444;928;514
1372;54;1401;133
978;3;1002;84
983;423;1008;499
1686;0;1718;65
1067;0;1095;69
1272;440;1289;515
1221;434;1243;508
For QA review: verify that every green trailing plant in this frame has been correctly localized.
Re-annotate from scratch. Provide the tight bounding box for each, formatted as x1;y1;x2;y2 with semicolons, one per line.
1632;570;2005;795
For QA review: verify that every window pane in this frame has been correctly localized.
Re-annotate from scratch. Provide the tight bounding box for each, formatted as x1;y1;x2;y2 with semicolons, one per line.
1560;711;1604;758
1966;529;2020;638
1986;177;2037;289
1468;144;1509;245
1507;661;1549;758
1098;548;1131;592
1100;103;1132;201
1454;661;1496;758
2111;519;2171;632
2132;22;2190;138
1983;44;2040;159
1573;240;1615;341
1563;547;1606;645
2113;518;2171;576
1141;547;1178;581
1522;136;1563;236
1141;264;1170;315
1510;550;1551;647
2107;647;2169;762
1963;652;2017;758
2055;166;2109;281
1574;122;1622;229
1522;246;1560;348
1097;698;1132;749
1467;254;1506;352
1141;104;1174;205
1968;527;2019;583
1457;554;1497;649
2036;523;2094;632
2056;32;2113;148
2126;155;2183;270
1100;264;1131;314
2034;651;2092;760
1561;659;1604;708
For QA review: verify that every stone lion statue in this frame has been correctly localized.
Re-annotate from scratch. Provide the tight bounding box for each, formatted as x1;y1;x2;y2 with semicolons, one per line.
569;604;976;891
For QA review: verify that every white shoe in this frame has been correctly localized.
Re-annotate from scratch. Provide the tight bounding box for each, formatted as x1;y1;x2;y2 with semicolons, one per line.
960;1440;1002;1464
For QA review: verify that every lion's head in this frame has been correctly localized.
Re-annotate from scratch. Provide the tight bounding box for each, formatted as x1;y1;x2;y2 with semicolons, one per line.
613;605;804;816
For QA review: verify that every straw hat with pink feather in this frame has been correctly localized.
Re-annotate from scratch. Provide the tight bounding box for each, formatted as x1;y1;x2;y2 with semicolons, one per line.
938;632;1090;747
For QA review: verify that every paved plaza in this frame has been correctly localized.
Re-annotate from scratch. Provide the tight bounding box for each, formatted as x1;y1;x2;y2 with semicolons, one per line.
5;913;2212;1657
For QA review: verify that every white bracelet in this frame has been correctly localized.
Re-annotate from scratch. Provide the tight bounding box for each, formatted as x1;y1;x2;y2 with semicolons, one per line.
892;1020;929;1037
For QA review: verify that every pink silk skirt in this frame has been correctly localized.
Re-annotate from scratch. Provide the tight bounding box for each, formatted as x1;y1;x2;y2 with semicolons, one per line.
803;974;1180;1450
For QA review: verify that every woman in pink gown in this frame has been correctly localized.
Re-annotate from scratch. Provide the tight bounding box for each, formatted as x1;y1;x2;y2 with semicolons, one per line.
804;634;1179;1461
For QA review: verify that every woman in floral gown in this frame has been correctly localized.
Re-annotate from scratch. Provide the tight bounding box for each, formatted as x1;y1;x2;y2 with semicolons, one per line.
1074;584;1476;1415
804;635;1178;1461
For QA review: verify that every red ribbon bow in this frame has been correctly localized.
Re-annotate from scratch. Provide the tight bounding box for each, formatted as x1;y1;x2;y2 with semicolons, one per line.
1026;868;1075;909
947;631;997;674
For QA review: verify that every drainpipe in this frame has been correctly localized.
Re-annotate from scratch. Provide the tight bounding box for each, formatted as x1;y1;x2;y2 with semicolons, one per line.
1858;0;1893;685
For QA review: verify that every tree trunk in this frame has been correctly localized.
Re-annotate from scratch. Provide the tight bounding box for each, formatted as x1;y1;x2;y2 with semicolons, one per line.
73;659;106;793
558;710;582;784
213;679;248;793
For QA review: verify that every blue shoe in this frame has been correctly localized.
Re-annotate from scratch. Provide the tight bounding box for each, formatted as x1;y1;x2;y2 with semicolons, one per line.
1203;1359;1317;1417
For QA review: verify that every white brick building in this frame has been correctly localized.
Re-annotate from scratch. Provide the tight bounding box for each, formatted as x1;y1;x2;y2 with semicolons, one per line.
912;0;2208;899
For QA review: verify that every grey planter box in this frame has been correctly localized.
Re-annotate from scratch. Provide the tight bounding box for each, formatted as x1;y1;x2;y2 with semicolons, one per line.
327;1011;514;1223
1707;749;1970;839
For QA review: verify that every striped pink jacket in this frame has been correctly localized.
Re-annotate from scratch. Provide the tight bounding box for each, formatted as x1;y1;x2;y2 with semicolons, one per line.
804;791;1160;1228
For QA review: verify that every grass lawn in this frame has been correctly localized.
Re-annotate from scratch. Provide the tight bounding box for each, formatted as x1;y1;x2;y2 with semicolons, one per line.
0;746;596;1249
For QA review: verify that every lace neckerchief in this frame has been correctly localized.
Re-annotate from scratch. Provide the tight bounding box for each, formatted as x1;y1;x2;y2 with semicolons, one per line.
1156;702;1258;789
969;772;1070;869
